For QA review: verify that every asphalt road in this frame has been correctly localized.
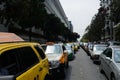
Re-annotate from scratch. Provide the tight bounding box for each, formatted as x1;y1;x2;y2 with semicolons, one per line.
64;48;107;80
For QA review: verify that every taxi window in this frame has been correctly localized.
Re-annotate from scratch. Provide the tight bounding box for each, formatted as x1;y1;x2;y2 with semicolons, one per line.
0;50;19;75
17;47;39;71
35;46;46;59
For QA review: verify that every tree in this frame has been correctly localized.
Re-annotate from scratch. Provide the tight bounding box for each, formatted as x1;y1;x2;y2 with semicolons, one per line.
0;0;47;41
0;0;46;28
41;13;80;42
81;12;105;42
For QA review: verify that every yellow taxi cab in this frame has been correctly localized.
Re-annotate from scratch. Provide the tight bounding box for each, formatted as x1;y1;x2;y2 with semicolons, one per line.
0;32;50;80
43;42;69;78
73;43;79;51
74;45;78;51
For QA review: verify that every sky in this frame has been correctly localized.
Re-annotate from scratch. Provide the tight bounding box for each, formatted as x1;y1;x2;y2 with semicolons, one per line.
59;0;100;38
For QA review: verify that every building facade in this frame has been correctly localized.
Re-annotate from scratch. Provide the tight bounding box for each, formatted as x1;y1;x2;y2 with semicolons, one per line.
100;0;114;41
44;0;70;28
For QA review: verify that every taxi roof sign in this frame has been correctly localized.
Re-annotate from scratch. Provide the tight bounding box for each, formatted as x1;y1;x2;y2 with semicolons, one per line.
46;42;54;45
0;32;24;43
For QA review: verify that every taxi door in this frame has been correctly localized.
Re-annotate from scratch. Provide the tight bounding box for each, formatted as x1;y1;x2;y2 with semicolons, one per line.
15;46;44;80
16;62;43;80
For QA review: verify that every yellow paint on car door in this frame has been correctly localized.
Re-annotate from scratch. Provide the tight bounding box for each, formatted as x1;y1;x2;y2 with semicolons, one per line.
16;62;43;80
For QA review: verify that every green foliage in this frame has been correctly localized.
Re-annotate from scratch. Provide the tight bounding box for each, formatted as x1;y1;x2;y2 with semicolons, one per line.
110;0;120;24
0;0;46;28
81;12;105;42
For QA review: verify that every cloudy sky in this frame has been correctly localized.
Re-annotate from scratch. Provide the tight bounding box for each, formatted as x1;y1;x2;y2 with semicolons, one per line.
59;0;100;38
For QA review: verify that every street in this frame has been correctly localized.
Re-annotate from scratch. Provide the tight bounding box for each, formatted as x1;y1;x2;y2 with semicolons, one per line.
64;48;107;80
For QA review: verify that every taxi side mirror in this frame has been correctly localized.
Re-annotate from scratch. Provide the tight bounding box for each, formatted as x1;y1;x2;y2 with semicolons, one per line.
64;50;68;54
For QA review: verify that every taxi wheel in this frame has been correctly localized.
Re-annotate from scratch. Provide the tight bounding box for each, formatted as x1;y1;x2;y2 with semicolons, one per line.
66;61;69;69
90;56;93;60
60;66;66;78
44;74;50;80
99;64;104;74
111;74;116;80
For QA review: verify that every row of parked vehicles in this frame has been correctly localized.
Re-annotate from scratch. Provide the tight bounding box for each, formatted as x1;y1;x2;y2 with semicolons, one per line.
81;41;120;80
41;42;80;79
0;32;80;80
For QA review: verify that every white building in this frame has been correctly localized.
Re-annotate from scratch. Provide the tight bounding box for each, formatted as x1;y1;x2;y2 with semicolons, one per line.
44;0;70;28
100;0;114;40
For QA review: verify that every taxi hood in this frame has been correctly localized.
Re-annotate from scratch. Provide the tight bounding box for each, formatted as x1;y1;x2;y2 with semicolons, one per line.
46;53;61;61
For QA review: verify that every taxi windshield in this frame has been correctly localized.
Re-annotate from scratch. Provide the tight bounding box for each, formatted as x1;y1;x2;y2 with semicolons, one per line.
94;46;107;52
45;45;62;54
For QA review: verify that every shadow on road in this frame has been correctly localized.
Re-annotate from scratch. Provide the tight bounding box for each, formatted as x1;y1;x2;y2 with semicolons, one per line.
57;64;72;80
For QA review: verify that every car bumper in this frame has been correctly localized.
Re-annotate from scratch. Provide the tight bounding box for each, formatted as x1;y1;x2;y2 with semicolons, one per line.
49;67;60;75
49;64;64;76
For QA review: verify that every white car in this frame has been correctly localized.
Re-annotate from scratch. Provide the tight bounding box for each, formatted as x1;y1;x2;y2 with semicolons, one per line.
99;46;120;80
65;44;75;60
45;43;69;78
89;44;107;62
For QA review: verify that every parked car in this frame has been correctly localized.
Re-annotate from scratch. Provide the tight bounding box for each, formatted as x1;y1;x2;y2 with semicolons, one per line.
99;46;120;80
81;42;89;54
45;42;69;78
66;43;76;54
87;42;94;56
107;41;120;46
89;44;107;62
0;42;50;80
64;44;75;60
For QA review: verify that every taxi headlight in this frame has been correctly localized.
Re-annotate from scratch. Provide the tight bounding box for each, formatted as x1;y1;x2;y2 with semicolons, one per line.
49;60;60;68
